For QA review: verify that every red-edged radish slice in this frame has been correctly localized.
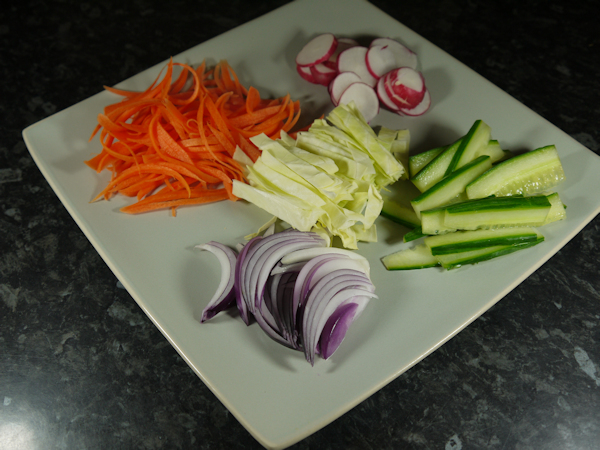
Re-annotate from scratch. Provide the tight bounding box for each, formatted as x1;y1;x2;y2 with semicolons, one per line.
337;82;380;123
297;63;317;83
366;45;398;79
398;89;431;116
296;33;338;67
336;46;377;87
369;37;418;70
385;67;426;109
383;72;411;108
310;63;337;86
376;76;403;113
327;37;359;67
329;71;362;106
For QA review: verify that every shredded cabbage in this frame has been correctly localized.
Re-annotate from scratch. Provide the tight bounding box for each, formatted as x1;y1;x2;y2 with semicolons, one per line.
232;102;409;249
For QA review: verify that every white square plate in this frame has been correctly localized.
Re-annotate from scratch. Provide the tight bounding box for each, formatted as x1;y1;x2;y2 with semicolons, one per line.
22;0;600;448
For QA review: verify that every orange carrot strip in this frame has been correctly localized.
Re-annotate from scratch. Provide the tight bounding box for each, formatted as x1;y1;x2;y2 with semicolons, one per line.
228;104;284;129
155;118;194;164
237;134;261;163
120;188;229;214
92;163;192;202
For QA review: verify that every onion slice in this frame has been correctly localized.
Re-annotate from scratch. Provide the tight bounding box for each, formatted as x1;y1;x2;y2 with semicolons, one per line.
197;230;377;364
195;242;238;323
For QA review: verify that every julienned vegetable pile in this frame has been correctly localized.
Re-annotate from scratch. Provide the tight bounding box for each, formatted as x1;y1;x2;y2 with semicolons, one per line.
196;228;376;365
232;101;408;249
380;119;567;270
86;59;301;215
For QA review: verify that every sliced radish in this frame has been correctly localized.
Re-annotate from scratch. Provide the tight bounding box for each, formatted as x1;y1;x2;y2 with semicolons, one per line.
296;33;338;67
365;45;398;79
376;76;402;113
329;71;362;106
398;89;431;116
382;72;410;108
385;67;426;109
369;37;418;70
336;46;377;87
296;63;317;84
310;63;337;86
337;82;380;123
327;37;359;68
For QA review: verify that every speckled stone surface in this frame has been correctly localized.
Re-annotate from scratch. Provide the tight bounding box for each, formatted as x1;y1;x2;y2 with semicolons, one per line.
1;1;599;449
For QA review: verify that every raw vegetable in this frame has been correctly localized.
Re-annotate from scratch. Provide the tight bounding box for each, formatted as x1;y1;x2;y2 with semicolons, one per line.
381;67;426;110
329;71;362;106
465;145;566;199
195;241;238;322
296;33;430;120
419;195;560;235
337;46;378;87
369;37;418;71
86;59;302;215
382;231;545;271
410;155;492;218
295;33;338;67
197;228;377;365
381;119;567;270
336;82;380;123
232;102;407;249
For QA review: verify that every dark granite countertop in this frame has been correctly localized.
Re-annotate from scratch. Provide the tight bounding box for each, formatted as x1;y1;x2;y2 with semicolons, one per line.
2;1;599;449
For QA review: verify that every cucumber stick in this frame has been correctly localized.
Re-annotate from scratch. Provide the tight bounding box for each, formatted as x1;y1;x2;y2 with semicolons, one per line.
381;243;439;270
435;239;544;269
381;228;545;270
408;145;445;178
410;138;462;192
411;155;492;218
403;226;427;242
443;195;551;230
424;227;543;255
381;198;420;229
466;144;566;199
444;120;492;175
420;194;559;235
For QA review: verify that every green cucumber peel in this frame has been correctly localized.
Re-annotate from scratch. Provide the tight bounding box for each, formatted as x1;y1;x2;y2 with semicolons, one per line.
409;145;445;178
424;227;543;255
380;204;420;229
444;120;492;176
403;226;427;242
410;137;462;192
411;155;492;218
436;238;544;269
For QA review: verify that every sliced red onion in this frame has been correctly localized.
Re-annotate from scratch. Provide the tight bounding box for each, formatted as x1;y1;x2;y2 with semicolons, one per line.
292;254;343;331
235;236;262;325
305;289;377;365
198;230;376;364
239;231;326;344
319;302;360;360
195;241;238;323
301;272;375;363
280;246;368;265
270;260;306;275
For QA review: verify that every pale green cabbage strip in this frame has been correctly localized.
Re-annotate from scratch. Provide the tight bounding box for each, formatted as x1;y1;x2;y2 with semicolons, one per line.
232;102;408;249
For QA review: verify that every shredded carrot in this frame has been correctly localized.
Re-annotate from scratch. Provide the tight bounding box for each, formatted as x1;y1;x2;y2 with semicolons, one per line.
86;59;302;214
